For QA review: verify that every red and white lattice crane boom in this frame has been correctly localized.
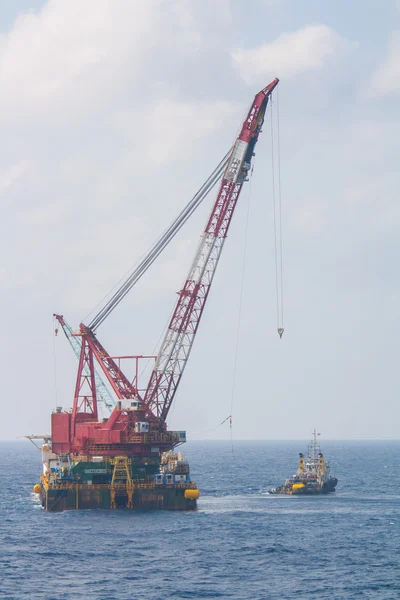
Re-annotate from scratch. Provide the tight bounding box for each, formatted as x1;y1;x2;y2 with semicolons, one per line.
144;78;279;424
52;78;279;457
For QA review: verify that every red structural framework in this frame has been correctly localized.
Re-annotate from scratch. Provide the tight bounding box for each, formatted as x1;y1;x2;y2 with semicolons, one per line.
53;78;279;459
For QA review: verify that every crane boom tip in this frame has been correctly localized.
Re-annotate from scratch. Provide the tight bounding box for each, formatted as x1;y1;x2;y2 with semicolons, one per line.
261;78;279;97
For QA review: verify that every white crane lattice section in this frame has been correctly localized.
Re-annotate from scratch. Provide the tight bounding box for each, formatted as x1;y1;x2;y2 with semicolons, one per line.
144;182;242;421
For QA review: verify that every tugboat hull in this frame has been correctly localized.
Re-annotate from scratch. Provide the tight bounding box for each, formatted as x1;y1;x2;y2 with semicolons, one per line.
291;477;338;495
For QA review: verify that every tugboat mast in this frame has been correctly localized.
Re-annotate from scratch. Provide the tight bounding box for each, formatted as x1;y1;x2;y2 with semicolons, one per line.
310;428;320;462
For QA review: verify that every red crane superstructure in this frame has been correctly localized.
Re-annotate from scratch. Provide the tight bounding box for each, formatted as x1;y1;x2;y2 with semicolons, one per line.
45;78;279;511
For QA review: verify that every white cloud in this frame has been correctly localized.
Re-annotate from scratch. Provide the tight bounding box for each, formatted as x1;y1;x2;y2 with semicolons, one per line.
0;1;149;123
0;160;31;199
231;24;353;83
368;30;400;97
142;100;236;165
291;203;327;234
0;0;213;125
0;0;237;307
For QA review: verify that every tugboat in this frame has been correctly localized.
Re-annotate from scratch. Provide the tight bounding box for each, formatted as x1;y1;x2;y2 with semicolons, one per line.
270;430;338;495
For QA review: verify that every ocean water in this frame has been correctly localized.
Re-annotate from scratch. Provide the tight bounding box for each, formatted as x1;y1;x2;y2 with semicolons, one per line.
1;440;399;600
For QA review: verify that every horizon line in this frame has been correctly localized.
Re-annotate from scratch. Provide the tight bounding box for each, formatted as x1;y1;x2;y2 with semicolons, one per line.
3;437;400;443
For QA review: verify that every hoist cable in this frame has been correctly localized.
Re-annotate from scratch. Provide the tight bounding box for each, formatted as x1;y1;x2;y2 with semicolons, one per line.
270;100;281;331
230;165;254;422
88;149;232;330
276;87;284;327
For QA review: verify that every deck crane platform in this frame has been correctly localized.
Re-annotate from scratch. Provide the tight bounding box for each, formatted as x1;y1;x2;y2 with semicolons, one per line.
40;78;279;511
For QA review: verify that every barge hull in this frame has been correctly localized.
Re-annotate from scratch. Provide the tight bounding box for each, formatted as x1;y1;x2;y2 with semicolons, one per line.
40;485;197;512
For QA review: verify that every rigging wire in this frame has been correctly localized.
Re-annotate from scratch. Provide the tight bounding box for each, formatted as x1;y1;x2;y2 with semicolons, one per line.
52;316;59;405
229;164;254;453
230;413;233;456
189;159;256;444
87;155;228;327
191;414;232;437
87;150;232;330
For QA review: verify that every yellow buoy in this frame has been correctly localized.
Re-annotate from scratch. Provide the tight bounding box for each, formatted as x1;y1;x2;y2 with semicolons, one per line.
33;484;42;494
292;483;305;490
184;489;200;500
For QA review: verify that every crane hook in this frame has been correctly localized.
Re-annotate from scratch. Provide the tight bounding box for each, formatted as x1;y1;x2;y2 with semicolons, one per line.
277;327;284;339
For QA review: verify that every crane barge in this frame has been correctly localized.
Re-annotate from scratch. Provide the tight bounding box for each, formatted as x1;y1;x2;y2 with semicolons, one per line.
32;78;279;511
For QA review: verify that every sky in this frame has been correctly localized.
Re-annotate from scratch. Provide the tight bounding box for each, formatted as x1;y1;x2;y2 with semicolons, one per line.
1;0;399;441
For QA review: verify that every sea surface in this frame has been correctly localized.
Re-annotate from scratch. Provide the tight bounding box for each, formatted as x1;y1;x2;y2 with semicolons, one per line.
1;440;399;600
